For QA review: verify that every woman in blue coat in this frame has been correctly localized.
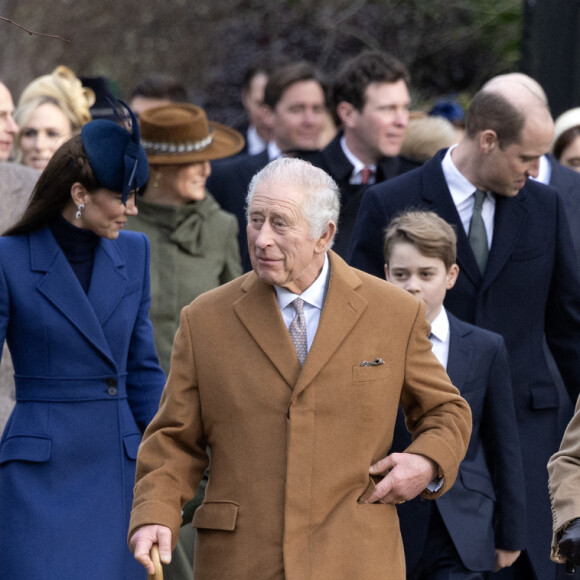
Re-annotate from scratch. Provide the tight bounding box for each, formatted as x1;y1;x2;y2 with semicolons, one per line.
0;107;166;579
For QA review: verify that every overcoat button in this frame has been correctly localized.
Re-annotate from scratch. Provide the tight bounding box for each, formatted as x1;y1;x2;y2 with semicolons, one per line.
108;386;118;396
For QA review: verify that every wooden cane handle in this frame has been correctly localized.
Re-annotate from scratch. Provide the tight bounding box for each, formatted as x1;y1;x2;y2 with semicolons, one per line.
147;544;163;580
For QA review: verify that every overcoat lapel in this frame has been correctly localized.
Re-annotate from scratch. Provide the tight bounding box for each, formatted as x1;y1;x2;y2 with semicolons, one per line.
420;155;483;287
234;274;301;390
292;252;367;401
481;192;527;292
31;228;119;366
87;238;129;326
445;314;473;391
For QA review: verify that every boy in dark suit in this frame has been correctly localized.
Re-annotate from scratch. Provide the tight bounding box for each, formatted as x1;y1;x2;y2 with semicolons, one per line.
384;210;526;579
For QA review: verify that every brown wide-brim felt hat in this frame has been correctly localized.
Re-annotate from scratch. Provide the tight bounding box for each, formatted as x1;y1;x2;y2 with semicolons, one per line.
139;103;245;164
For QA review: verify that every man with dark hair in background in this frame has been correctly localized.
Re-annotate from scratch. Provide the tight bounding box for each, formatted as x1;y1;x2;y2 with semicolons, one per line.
298;50;419;257
207;61;328;271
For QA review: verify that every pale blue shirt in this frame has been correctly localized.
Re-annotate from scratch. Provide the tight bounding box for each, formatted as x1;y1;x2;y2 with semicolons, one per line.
275;254;329;352
246;125;268;156
267;141;283;161
340;136;377;185
441;146;495;248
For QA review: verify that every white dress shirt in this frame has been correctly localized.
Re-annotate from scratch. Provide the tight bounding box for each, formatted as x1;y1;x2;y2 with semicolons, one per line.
340;136;377;185
275;254;329;352
267;141;283;161
441;146;495;248
429;307;451;370
246;125;268;156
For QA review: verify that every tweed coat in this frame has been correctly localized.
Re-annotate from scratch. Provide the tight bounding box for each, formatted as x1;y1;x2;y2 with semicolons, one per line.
549;394;580;563
0;226;165;579
130;251;471;580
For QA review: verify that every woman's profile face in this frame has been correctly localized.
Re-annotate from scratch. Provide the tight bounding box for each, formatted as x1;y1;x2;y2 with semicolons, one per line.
19;102;72;170
78;189;138;239
157;161;211;205
559;134;580;173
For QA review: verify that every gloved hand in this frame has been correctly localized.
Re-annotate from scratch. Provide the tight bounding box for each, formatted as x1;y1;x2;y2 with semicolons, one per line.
559;518;580;565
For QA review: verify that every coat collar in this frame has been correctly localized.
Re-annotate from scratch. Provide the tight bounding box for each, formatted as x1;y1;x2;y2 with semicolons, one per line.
31;227;129;367
233;251;368;396
445;312;473;391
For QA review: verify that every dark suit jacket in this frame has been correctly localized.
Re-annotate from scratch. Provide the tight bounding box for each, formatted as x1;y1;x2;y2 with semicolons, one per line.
548;153;580;257
348;149;580;579
207;150;270;272
298;131;420;258
392;312;526;572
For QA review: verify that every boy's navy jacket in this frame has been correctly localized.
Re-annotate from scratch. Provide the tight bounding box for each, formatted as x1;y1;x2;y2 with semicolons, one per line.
392;312;526;572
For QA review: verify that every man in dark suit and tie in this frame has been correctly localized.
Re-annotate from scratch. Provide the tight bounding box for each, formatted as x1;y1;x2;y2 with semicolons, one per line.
207;61;327;271
348;76;580;580
298;50;420;258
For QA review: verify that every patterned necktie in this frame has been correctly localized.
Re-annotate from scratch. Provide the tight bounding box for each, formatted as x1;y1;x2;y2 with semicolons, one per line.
289;298;307;365
468;189;489;274
360;166;373;185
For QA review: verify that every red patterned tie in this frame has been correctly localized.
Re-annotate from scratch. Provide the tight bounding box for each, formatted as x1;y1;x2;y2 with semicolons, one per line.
360;166;372;184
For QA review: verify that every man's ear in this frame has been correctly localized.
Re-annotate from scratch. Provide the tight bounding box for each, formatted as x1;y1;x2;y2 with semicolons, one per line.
336;101;357;128
315;221;337;254
70;182;89;207
480;130;498;154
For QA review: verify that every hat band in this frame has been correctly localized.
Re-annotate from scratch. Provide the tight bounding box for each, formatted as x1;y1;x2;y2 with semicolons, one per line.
141;132;214;155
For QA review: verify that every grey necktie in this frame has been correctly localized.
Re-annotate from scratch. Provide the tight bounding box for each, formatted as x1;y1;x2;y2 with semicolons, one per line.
468;189;489;274
289;298;307;365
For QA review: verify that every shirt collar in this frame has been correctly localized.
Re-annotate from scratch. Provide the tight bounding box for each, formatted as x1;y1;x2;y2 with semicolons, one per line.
275;254;329;311
268;141;283;161
531;154;551;185
429;307;450;344
441;145;480;204
340;135;376;175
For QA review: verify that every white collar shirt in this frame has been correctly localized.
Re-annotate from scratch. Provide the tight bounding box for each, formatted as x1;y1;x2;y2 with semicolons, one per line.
429;307;450;370
441;146;495;248
340;136;377;185
275;254;329;352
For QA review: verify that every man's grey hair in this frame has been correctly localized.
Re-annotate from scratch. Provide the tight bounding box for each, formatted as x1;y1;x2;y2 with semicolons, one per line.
246;157;340;246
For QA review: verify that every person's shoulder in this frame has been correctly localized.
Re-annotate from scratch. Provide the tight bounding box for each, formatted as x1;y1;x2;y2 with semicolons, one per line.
185;272;252;311
114;229;149;252
448;312;505;349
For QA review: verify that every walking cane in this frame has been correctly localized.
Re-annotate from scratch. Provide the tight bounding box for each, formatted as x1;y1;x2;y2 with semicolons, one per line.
147;544;163;580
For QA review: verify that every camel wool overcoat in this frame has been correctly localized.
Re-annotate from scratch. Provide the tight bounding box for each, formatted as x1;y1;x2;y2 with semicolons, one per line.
130;251;471;579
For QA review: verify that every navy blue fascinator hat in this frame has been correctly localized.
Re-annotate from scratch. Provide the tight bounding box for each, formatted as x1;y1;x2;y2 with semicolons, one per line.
81;101;149;204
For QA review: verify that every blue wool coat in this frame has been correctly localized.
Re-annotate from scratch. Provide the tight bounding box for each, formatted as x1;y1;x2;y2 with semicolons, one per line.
0;227;165;579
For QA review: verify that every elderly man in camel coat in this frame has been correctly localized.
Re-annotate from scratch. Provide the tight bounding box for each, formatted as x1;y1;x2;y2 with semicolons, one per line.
129;158;471;579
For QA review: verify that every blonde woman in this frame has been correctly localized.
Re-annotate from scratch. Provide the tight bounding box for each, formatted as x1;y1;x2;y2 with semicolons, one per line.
12;66;94;170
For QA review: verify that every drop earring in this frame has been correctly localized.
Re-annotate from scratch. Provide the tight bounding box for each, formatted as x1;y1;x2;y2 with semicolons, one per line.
75;204;85;220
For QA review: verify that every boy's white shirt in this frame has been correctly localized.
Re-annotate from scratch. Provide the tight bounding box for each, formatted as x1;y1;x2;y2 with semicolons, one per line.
429;307;450;369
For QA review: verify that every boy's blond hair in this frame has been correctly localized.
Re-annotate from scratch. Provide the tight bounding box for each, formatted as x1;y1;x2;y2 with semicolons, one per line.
384;210;457;270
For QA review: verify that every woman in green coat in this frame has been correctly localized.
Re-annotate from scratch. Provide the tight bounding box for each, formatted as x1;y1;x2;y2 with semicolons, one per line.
125;103;244;580
126;103;245;374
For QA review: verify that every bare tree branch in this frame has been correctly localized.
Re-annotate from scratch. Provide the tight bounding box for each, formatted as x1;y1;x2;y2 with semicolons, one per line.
0;16;71;43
